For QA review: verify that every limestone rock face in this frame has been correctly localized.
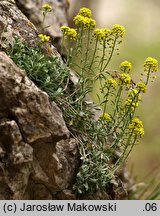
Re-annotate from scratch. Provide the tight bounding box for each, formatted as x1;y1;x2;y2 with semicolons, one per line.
0;119;33;199
0;0;38;47
0;52;79;199
0;52;69;142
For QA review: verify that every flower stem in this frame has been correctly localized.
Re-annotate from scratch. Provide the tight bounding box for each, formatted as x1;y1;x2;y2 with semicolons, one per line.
102;37;117;71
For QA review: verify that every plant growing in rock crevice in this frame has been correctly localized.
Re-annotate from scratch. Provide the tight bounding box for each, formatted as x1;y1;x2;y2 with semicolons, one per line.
60;7;158;195
7;6;158;196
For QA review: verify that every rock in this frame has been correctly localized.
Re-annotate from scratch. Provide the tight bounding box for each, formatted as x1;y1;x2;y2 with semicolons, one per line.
0;0;37;47
53;189;76;200
0;119;33;165
0;119;33;199
0;51;79;199
0;52;69;142
52;138;80;188
24;179;53;200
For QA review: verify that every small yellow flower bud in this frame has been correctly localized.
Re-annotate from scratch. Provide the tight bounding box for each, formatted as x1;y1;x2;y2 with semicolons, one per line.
61;26;77;40
98;113;111;121
136;82;147;93
38;34;50;42
74;15;96;29
118;73;131;85
144;57;158;73
128;118;144;137
78;7;92;18
92;28;111;41
111;24;125;38
42;3;52;12
106;78;117;89
120;61;132;73
127;89;141;101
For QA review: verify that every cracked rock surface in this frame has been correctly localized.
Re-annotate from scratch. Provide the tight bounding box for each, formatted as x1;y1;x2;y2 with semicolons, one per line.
0;52;79;199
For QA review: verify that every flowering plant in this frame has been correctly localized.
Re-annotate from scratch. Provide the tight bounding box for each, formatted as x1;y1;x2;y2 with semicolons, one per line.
8;6;158;196
60;7;158;194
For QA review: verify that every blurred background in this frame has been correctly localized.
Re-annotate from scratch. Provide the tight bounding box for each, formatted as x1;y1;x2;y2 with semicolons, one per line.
68;0;160;189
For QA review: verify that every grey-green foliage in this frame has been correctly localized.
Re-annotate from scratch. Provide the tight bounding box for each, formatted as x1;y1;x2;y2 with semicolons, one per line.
8;37;69;101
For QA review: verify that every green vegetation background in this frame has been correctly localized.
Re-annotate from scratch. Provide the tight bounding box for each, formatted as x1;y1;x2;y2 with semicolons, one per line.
69;0;160;184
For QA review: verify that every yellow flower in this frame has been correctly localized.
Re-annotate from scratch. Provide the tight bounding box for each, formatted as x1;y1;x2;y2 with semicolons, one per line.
120;61;132;73
106;78;117;89
61;26;77;40
118;73;131;85
42;3;52;11
78;7;92;18
93;28;111;41
74;15;96;29
61;26;69;32
38;33;50;42
127;89;141;101
111;24;125;38
144;57;158;72
125;99;139;111
125;89;141;112
92;28;104;40
136;82;147;93
128;118;144;137
103;28;112;38
99;113;111;121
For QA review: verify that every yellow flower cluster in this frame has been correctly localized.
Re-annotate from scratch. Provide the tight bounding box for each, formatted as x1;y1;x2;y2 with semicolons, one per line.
128;118;144;137
42;3;52;11
118;73;131;85
61;26;77;40
136;82;147;93
106;78;117;89
125;99;138;111
98;113;111;121
125;89;141;111
111;24;125;38
93;28;111;40
78;7;92;18
103;28;112;38
74;14;96;29
144;57;158;73
120;61;132;73
127;89;141;100
38;34;50;42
